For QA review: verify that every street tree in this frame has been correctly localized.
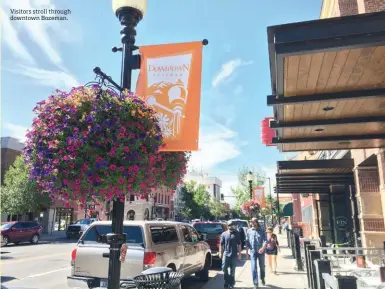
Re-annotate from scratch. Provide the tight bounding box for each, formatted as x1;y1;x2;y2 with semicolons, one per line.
1;156;50;216
179;184;195;219
231;166;265;211
179;181;211;219
209;200;229;220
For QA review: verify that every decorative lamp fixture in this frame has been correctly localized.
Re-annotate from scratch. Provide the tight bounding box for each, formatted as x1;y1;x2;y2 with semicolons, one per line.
112;0;147;15
247;171;254;182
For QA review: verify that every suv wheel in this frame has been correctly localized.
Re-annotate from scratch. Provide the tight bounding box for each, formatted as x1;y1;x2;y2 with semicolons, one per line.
199;255;210;281
1;236;9;247
30;234;39;244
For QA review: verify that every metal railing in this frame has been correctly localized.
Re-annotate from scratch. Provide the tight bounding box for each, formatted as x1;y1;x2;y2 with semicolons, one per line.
298;236;385;289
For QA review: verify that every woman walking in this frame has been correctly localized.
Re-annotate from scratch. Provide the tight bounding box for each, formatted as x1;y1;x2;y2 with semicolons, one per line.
265;228;280;275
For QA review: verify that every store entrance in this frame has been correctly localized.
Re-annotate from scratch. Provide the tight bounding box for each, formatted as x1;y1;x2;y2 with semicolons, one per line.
55;208;73;231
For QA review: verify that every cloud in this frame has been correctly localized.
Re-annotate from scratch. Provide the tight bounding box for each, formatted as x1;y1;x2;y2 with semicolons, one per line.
7;65;79;90
212;59;254;88
1;8;36;65
3;0;82;71
188;119;241;171
3;0;63;68
3;122;28;142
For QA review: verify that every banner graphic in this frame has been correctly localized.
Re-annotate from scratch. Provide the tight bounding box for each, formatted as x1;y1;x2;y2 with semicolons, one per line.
253;186;266;208
136;41;203;151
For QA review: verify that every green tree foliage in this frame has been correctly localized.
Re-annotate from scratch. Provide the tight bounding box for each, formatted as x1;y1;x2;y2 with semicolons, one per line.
231;166;265;211
209;200;230;219
1;156;50;215
180;181;231;220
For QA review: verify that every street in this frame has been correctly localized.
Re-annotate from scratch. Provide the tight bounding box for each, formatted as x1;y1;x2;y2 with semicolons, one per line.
1;240;220;289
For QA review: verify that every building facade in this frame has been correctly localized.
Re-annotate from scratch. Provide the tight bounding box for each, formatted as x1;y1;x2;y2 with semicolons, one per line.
318;0;385;249
184;172;222;202
123;187;175;221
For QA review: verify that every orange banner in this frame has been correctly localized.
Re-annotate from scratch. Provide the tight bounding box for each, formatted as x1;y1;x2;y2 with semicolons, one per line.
253;187;265;208
136;41;203;151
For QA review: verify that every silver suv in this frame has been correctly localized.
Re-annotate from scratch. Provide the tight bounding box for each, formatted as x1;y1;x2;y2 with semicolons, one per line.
67;221;212;288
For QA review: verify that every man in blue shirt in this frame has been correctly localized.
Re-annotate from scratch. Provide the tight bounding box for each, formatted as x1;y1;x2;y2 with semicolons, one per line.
246;217;267;289
219;220;241;289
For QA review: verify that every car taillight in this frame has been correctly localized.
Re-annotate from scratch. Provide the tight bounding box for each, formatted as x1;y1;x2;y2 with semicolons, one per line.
216;236;221;246
71;248;77;261
143;252;156;266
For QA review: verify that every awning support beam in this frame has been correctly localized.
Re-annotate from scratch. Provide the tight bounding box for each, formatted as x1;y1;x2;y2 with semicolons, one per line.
270;116;385;129
277;159;354;170
276;173;353;178
267;88;385;106
273;134;385;144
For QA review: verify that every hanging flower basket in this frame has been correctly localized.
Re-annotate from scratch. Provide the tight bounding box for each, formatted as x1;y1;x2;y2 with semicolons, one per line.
241;200;261;217
152;152;191;189
24;86;166;207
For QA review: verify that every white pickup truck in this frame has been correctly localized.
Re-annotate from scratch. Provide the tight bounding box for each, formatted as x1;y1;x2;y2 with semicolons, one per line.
67;220;212;288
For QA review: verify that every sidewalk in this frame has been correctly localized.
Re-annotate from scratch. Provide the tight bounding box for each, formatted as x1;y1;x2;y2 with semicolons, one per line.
203;229;307;289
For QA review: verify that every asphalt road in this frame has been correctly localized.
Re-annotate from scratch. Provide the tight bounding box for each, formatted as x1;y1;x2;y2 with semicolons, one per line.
1;240;221;289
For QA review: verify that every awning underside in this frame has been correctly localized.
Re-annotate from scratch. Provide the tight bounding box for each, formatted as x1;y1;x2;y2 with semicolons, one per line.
275;159;354;194
267;11;385;152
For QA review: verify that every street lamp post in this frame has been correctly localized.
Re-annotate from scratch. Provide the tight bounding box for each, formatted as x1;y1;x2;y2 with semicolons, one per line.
246;171;254;200
107;1;147;289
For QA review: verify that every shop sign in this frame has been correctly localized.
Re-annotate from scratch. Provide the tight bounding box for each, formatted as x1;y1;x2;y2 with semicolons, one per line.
335;216;348;229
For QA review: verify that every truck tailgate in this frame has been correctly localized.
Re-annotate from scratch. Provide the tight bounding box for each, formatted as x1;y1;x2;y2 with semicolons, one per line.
74;244;145;279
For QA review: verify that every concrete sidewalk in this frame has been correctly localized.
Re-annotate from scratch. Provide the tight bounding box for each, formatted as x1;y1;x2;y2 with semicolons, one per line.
203;230;307;289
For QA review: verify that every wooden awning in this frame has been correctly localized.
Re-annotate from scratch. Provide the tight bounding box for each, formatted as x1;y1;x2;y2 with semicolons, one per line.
267;11;385;152
275;159;354;194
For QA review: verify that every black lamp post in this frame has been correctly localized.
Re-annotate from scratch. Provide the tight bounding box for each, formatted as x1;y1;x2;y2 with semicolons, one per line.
152;194;157;220
246;171;254;200
106;1;146;289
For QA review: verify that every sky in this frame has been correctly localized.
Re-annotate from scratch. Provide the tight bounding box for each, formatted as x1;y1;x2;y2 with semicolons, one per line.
1;0;322;206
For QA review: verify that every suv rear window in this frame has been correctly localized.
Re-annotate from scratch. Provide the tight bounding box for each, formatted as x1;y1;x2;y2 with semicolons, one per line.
193;223;225;234
82;225;144;246
150;225;178;244
231;221;248;228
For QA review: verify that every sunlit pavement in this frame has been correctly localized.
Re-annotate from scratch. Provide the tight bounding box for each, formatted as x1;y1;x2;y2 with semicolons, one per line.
1;241;221;289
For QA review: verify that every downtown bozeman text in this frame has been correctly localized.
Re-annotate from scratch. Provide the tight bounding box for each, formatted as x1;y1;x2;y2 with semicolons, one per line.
10;15;68;20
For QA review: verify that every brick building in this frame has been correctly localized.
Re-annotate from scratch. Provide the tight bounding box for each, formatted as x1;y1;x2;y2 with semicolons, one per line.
319;0;385;250
265;0;385;249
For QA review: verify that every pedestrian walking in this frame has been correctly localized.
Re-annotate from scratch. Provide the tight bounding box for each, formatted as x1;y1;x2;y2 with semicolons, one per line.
265;227;280;275
246;217;267;289
219;220;242;289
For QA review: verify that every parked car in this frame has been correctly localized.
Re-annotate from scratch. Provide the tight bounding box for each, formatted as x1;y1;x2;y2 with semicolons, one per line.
192;221;228;261
67;221;212;288
228;219;249;248
66;218;98;239
1;221;42;246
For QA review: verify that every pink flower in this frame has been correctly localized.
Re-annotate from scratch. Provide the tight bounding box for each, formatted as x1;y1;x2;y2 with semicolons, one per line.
123;146;130;153
118;178;124;185
109;164;116;171
119;167;124;172
96;156;102;162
